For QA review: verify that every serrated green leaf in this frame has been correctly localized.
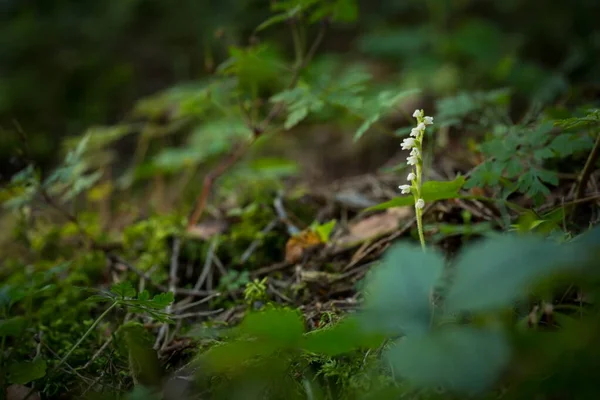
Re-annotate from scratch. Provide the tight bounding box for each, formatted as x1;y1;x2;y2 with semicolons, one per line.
148;292;174;309
503;159;522;178
464;161;502;189
360;243;444;336
8;358;47;385
138;290;150;302
535;169;559;186
367;176;465;211
549;133;594;157
516;170;551;198
553;109;600;130
533;147;554;160
111;281;136;298
444;234;584;314
86;294;113;304
125;305;173;323
386;326;510;393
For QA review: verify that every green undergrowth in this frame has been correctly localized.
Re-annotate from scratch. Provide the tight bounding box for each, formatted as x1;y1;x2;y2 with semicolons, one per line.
2;0;600;399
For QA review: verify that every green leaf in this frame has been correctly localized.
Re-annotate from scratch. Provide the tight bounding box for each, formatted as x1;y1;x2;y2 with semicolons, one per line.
302;316;385;356
0;316;27;337
331;0;358;22
235;308;304;347
8;358;47;385
218;44;284;91
464;161;502;189
444;234;584;314
312;220;336;242
360;243;445;336
516;170;552;198
284;106;309;130
249;157;298;178
420;176;466;201
354;113;380;141
386;326;510;393
198;340;280;373
116;322;161;386
126;385;162;400
147;292;174;309
571;225;600;261
553;108;600;130
63;170;103;201
256;6;301;32
367;176;465;211
548;133;594;157
138;290;151;302
535;169;559;186
533;147;554;161
111;281;136;299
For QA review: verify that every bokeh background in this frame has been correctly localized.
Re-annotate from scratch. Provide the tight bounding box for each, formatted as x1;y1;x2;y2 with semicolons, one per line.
2;0;600;176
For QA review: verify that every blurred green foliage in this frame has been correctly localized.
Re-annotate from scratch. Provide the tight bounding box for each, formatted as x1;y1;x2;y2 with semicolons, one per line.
3;0;600;175
189;226;600;399
2;1;600;398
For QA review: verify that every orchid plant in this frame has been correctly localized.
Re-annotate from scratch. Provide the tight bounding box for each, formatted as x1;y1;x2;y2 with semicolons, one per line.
399;109;434;250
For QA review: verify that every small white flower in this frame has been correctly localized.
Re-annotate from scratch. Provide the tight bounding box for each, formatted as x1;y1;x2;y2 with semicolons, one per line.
410;147;420;156
407;154;419;165
401;137;415;150
410;127;420;137
407;172;416;181
399;184;411;194
412;109;423;119
416;199;425;209
424;116;433;125
416;122;426;131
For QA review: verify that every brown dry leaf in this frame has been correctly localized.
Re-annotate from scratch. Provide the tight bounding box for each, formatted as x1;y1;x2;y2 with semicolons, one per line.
6;385;40;400
285;230;323;264
186;219;229;240
335;207;411;248
469;186;487;197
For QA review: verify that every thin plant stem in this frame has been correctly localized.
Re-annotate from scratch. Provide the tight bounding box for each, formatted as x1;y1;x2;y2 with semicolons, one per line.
415;163;426;250
415;207;426;250
21;301;119;400
54;301;119;371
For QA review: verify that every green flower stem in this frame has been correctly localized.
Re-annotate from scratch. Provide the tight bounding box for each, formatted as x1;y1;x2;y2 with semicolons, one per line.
402;109;433;251
415;207;426;250
415;162;426;250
